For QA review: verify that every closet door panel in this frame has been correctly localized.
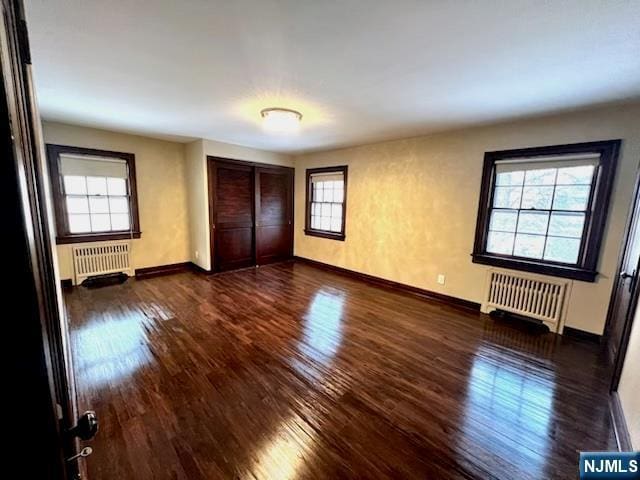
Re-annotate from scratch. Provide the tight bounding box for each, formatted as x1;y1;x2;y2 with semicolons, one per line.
255;167;293;265
213;162;255;271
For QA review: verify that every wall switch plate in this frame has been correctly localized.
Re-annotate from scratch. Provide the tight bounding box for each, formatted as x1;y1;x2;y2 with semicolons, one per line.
437;274;446;285
195;250;199;259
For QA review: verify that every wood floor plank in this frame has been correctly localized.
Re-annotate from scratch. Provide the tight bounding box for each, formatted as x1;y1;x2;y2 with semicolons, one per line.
64;262;616;479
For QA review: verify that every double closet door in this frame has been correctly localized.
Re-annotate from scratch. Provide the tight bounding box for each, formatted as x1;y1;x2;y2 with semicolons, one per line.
209;157;294;272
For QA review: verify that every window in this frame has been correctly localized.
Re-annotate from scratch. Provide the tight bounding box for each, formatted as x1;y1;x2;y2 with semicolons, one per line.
305;166;348;240
47;144;141;244
472;140;620;282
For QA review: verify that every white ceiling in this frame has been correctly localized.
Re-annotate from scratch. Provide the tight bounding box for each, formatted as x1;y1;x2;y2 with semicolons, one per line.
25;0;640;154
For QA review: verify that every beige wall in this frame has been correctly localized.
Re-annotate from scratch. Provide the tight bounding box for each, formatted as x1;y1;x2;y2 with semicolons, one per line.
43;122;191;281
44;122;292;279
619;307;640;449
294;103;640;334
185;139;209;270
203;139;293;167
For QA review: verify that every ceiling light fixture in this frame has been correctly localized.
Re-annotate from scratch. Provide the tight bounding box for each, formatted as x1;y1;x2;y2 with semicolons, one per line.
260;107;302;133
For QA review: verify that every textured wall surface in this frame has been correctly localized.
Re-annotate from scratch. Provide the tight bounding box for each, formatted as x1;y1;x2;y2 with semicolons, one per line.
43;122;191;280
185;139;210;270
294;103;640;334
203;139;293;167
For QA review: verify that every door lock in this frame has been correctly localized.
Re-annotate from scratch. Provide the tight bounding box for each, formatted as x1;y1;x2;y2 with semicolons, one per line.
66;446;93;463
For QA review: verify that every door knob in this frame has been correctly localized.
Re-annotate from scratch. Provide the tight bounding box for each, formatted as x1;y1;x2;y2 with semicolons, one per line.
68;410;98;440
620;271;635;279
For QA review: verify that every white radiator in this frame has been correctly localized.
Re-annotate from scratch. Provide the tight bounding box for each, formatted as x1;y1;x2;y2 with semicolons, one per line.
72;241;132;285
481;269;572;333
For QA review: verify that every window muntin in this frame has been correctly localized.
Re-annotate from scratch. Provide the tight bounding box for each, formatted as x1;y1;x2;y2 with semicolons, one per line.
472;140;620;282
47;144;141;244
305;166;348;240
486;160;597;265
63;174;131;234
310;179;344;233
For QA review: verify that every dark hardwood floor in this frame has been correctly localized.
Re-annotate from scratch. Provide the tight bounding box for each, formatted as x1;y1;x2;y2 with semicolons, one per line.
64;262;616;479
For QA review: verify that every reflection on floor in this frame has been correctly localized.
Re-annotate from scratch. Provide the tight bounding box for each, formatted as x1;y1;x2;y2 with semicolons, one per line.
64;261;616;479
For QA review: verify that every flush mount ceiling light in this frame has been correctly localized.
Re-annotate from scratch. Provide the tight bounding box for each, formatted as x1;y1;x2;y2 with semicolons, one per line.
260;107;302;133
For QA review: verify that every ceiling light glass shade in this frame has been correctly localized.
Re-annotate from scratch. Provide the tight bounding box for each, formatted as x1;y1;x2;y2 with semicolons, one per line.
261;108;302;133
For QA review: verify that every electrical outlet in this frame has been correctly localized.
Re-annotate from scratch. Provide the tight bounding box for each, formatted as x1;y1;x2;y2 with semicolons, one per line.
437;274;446;285
195;250;199;259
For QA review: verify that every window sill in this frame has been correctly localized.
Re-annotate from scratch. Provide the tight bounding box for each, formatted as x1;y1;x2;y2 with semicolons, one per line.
471;253;597;282
304;229;345;241
56;231;142;245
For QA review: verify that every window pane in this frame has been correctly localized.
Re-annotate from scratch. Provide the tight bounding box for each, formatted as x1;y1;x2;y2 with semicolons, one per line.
311;215;319;229
484;153;605;269
315;186;324;202
68;214;91;233
313;203;321;216
489;210;517;232
63;175;87;195
496;171;524;186
110;213;130;231
87;176;108;195
524;168;556;186
521;186;553;209
513;234;545;259
320;217;330;230
548;212;585;238
544;236;580;264
107;177;127;196
321;203;331;217
552;185;590;211
66;196;89;214
89;196;109;213
557;165;594;185
334;187;344;203
90;213;111;232
334;180;344;189
493;186;522;208
330;217;342;232
486;231;515;255
517;211;549;235
109;197;129;214
324;187;334;203
331;203;342;218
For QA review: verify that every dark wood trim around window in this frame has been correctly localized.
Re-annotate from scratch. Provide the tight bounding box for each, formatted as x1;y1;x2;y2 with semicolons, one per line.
304;165;348;241
46;144;141;244
472;139;621;282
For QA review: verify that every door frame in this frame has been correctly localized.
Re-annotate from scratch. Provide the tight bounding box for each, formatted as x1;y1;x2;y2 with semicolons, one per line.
604;165;640;390
1;0;78;477
604;162;640;451
207;156;294;272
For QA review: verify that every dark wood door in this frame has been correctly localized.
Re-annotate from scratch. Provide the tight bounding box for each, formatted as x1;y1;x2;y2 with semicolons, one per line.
605;170;640;387
255;166;293;265
212;160;256;271
2;1;81;477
